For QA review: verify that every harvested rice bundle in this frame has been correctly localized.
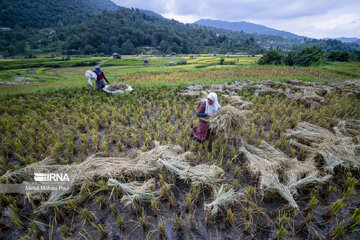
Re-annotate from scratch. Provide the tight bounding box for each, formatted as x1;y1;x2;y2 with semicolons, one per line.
156;160;224;187
204;185;243;215
107;83;129;91
2;157;60;182
254;85;285;97
240;140;329;209
209;105;251;139
2;142;223;210
225;95;253;109
286;122;360;172
285;88;324;107
334;120;360;137
107;178;160;206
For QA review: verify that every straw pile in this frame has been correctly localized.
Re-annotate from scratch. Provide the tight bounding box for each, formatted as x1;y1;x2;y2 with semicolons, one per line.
285;87;324;107
334;120;360;137
107;178;160;206
286;121;360;172
157;160;223;187
209;105;251;139
204;185;243;215
2;142;223;210
254;85;285;97
0;77;36;86
240;140;330;209
225;95;253;109
107;83;128;91
180;80;360;100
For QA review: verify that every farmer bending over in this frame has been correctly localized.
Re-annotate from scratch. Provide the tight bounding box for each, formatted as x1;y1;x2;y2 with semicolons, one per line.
193;92;221;142
93;66;109;90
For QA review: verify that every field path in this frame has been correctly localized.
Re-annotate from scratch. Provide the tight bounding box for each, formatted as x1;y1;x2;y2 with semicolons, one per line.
98;59;109;67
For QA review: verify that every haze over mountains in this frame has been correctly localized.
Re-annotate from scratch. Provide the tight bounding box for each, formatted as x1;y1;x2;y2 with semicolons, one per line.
332;37;360;44
194;19;360;44
194;19;306;39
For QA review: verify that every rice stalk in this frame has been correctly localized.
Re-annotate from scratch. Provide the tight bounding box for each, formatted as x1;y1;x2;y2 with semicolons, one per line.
107;178;161;207
204;185;243;215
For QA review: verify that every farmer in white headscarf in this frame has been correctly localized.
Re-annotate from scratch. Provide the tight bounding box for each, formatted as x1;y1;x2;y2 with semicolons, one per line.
193;92;221;142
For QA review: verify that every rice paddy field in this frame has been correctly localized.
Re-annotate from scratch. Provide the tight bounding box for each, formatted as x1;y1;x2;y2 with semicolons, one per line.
0;54;360;240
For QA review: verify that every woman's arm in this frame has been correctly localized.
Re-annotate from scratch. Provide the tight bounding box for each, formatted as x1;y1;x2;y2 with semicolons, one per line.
197;112;207;117
196;101;207;118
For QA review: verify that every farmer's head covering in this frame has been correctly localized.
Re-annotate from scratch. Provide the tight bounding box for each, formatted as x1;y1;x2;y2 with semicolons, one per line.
204;92;221;116
207;92;221;110
95;66;102;74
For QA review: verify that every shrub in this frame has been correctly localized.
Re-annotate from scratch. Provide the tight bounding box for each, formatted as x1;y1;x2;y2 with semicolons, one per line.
258;49;284;65
73;61;90;67
284;51;296;66
327;50;350;62
293;46;324;66
177;59;187;65
351;50;360;61
44;63;61;68
220;57;224;65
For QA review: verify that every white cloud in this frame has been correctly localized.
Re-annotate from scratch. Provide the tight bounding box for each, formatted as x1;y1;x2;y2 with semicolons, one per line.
112;0;360;38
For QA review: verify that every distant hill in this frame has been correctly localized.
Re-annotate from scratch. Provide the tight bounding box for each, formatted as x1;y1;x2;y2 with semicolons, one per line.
0;0;118;28
194;19;306;39
61;7;265;55
334;37;360;44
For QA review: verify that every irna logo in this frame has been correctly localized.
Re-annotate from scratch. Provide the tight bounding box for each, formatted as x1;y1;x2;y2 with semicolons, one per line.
34;173;70;182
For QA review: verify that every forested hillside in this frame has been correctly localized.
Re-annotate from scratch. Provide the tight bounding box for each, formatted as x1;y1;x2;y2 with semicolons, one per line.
63;8;264;55
0;0;118;28
0;2;265;56
0;0;359;57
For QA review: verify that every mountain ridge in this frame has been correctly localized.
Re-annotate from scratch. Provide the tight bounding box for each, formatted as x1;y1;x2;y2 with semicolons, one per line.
333;37;360;44
194;19;306;39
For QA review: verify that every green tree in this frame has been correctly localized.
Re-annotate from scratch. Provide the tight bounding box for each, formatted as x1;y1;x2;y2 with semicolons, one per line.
352;50;360;61
294;46;324;66
327;50;350;61
121;40;135;54
258;49;284;65
285;51;296;66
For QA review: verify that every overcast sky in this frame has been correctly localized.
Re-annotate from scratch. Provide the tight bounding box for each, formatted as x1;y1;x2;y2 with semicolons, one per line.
112;0;360;39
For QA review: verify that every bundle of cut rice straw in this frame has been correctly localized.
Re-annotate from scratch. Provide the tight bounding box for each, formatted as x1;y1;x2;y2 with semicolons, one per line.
2;142;223;211
107;178;160;206
209;105;251;139
286;121;360;172
107;83;128;91
204;185;243;215
240;140;330;209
